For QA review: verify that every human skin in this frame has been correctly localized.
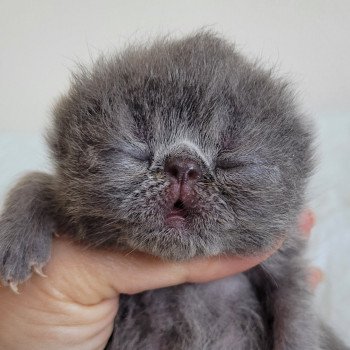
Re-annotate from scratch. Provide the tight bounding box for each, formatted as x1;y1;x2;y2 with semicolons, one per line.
0;210;318;350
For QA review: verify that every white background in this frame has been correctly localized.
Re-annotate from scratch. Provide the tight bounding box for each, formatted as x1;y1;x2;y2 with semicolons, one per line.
1;0;349;344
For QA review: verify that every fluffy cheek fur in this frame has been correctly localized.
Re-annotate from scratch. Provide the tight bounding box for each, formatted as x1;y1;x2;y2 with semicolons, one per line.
57;152;290;261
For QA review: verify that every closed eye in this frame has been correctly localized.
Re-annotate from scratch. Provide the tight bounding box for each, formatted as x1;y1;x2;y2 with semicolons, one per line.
101;146;152;163
216;154;261;171
216;158;247;170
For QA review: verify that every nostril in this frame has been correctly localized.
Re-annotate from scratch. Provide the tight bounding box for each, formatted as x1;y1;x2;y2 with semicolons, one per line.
168;166;179;179
187;168;199;180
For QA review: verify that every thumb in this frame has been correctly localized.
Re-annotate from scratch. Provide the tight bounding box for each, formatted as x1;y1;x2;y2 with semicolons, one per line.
40;237;279;305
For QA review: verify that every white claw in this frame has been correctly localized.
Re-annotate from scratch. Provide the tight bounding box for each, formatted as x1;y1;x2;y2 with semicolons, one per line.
33;265;47;278
9;282;19;294
54;232;60;238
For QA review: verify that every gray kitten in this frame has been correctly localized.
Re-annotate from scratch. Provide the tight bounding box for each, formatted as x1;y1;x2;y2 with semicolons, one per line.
0;31;348;350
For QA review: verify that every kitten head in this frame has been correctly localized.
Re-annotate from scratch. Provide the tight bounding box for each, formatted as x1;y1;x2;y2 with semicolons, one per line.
48;31;313;260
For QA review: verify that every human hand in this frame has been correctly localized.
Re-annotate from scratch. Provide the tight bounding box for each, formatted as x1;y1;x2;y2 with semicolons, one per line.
0;210;319;350
299;209;324;291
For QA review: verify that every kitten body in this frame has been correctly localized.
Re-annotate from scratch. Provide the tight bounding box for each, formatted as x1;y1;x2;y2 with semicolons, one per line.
0;32;348;349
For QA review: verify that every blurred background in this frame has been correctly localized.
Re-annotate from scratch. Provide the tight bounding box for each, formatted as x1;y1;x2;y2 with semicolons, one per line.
1;0;349;343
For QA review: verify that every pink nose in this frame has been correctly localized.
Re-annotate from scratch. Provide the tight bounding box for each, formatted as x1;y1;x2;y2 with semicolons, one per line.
164;157;202;184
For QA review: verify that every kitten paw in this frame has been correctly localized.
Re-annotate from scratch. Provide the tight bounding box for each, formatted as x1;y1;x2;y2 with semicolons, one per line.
0;171;55;291
0;234;51;289
33;264;47;278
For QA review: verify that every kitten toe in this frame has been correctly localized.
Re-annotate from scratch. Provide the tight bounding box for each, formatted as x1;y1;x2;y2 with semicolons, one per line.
0;234;51;287
9;282;19;294
32;264;47;278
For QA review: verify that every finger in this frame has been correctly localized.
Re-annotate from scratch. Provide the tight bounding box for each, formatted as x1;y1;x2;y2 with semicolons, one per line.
299;209;316;238
182;252;275;284
107;240;283;295
308;266;324;292
39;236;282;305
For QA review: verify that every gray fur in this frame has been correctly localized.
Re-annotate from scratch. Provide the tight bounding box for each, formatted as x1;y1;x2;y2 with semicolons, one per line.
0;31;348;349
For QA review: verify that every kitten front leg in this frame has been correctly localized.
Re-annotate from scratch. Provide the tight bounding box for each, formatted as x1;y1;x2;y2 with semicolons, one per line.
247;236;321;350
0;172;56;292
268;258;320;349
